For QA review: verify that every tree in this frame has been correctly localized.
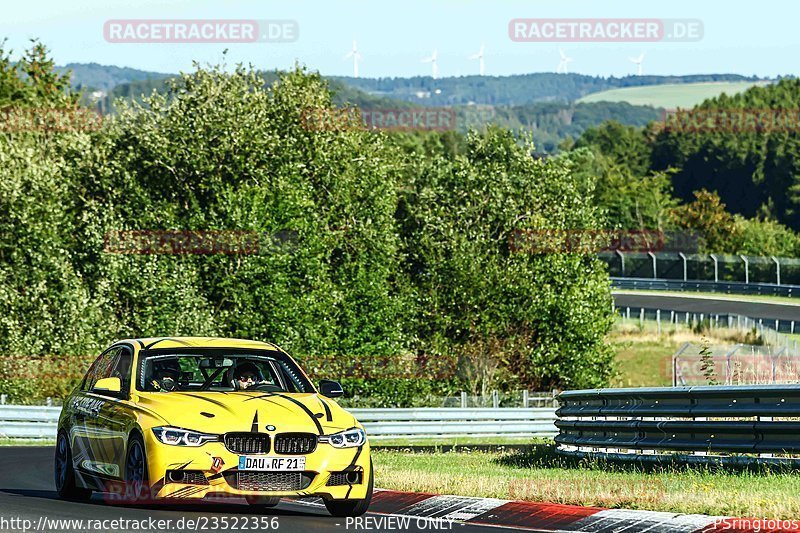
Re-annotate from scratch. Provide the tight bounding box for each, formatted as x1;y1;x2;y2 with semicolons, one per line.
670;189;738;252
399;128;615;391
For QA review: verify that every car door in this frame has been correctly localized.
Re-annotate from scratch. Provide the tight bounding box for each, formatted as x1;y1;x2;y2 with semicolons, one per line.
86;345;135;481
69;346;120;480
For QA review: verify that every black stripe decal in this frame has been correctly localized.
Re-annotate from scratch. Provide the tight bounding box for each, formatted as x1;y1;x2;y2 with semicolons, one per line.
144;337;193;350
273;393;324;434
343;445;363;472
181;393;235;413
318;397;333;422
251;411;259;433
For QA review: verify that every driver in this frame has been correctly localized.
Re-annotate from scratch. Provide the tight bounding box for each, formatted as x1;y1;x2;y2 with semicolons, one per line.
150;360;181;392
232;362;266;390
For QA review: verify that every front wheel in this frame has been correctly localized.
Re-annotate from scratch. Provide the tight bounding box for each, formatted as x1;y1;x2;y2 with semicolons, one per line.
124;433;151;502
324;460;373;517
54;432;92;501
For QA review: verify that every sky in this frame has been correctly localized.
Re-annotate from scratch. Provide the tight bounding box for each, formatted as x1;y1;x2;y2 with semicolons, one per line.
0;0;796;79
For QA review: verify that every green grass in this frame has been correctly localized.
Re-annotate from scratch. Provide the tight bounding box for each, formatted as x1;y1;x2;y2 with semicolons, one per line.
373;436;542;447
578;81;771;109
610;339;675;388
373;442;800;519
0;439;54;446
606;314;774;388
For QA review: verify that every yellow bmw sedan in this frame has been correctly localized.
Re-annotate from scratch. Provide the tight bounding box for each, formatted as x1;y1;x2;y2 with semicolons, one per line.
55;337;372;516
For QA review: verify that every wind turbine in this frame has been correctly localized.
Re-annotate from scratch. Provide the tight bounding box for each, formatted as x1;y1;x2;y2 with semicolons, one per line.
557;48;573;74
344;39;362;78
422;49;439;79
469;43;485;76
629;52;645;76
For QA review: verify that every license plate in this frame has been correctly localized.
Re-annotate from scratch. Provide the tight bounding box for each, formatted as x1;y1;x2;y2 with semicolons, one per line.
238;456;306;471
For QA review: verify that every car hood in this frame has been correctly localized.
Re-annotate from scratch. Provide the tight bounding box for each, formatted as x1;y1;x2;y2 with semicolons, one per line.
136;391;357;435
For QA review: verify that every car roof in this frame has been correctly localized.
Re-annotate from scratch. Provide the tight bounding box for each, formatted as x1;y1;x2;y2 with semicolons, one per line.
116;337;281;352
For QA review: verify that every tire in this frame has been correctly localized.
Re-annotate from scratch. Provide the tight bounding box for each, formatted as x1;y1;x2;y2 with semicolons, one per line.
245;495;281;507
124;433;150;503
323;460;373;517
54;431;92;501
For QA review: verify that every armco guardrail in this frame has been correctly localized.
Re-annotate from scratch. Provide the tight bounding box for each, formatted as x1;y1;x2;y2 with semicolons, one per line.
555;385;800;464
0;405;60;439
612;277;800;297
351;408;558;439
0;406;558;440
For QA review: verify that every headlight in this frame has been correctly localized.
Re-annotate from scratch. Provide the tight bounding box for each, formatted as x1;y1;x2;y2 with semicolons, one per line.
319;428;366;448
152;427;218;447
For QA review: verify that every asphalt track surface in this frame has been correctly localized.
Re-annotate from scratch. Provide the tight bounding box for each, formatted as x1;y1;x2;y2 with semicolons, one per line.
613;292;800;322
0;447;505;533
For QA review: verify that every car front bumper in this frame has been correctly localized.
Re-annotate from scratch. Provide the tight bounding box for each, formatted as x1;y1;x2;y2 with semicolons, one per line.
142;431;371;501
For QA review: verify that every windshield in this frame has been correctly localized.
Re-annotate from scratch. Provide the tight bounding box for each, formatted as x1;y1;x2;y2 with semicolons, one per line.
136;349;315;394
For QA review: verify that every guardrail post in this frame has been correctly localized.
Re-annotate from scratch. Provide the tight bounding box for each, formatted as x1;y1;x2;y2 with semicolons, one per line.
460;391;467;408
678;252;687;281
772;256;781;285
648;251;657;279
710;254;718;282
640;308;644;327
656;309;661;335
492;390;499;408
46;397;52;406
740;255;749;284
523;390;529;408
616;250;626;277
0;394;5;405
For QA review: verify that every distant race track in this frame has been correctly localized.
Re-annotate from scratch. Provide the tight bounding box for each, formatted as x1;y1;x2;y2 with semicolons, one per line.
613;292;800;323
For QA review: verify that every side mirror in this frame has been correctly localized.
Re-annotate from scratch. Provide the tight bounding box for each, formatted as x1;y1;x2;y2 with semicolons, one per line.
93;377;122;394
319;380;344;398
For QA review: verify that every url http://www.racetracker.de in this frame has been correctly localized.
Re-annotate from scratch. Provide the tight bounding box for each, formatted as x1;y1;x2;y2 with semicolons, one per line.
0;515;281;532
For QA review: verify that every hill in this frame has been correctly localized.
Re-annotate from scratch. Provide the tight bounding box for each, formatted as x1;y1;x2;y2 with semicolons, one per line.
331;73;762;107
57;62;172;92
58;62;763;106
577;81;773;109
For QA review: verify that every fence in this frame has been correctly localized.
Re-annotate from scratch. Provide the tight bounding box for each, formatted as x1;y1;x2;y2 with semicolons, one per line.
672;342;800;386
0;405;558;441
600;251;800;286
615;305;798;347
555;385;800;465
